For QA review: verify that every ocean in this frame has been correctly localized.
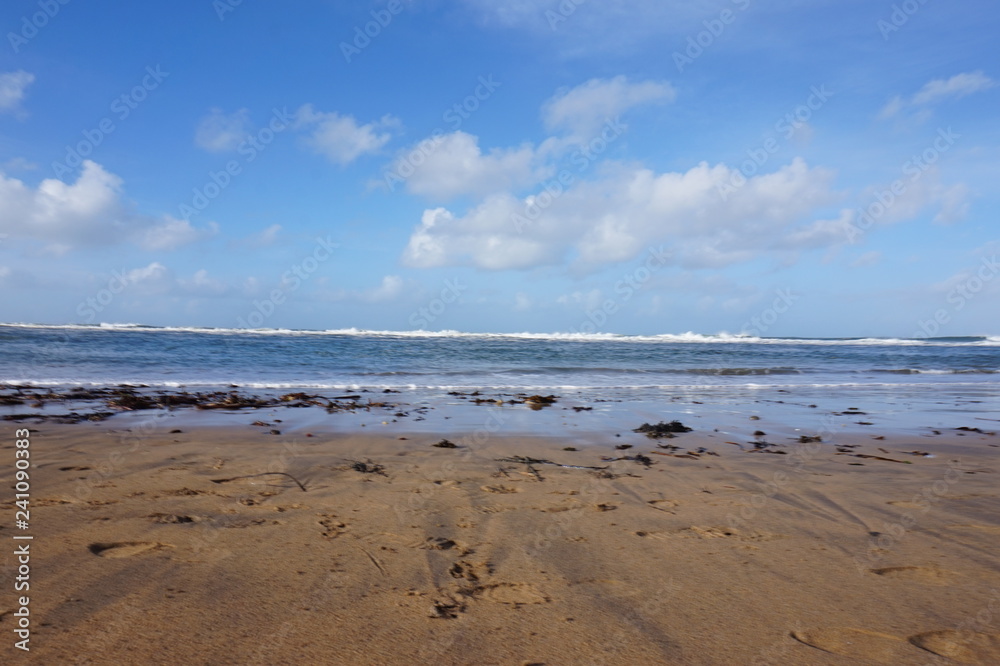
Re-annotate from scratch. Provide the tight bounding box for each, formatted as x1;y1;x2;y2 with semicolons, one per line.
2;323;999;435
1;323;998;391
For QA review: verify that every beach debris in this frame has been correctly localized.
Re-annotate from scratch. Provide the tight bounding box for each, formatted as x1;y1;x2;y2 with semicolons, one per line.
633;421;692;438
562;446;577;451
349;459;387;476
749;415;760;421
601;454;654;468
496;456;607;472
903;450;934;457
571;406;593;412
3;411;114;423
433;439;458;448
649;451;699;460
107;391;158;410
210;471;308;491
615;444;633;450
520;394;558;410
840;453;911;464
753;430;766;437
856;421;874;425
956;426;990;434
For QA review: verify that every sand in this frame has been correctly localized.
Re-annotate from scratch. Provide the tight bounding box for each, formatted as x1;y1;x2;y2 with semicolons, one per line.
2;420;1000;665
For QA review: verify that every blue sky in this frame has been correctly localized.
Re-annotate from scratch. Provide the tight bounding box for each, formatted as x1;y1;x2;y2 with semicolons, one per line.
0;0;997;337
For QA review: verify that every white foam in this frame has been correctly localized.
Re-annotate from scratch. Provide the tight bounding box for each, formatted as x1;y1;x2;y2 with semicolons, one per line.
4;322;999;346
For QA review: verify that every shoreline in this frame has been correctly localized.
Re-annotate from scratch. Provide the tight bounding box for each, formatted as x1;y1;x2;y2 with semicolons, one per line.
5;413;1000;663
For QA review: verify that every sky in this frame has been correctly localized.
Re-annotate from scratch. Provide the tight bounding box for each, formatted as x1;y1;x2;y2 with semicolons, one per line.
0;0;997;337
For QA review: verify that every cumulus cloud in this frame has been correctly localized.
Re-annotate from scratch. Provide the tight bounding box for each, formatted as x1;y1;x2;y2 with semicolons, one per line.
403;158;841;272
880;71;995;119
0;160;216;252
363;275;404;302
195;108;253;152
295;104;399;165
542;76;675;137
0;70;34;115
389;132;545;200
384;76;671;201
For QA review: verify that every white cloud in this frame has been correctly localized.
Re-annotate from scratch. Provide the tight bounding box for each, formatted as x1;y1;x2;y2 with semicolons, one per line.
542;76;675;137
0;160;216;252
403;158;842;271
250;224;282;247
0;157;37;172
295;104;399;165
140;217;218;251
179;268;229;296
384;76;671;201
0;70;34;114
912;71;996;105
390;132;545;200
363;275;404;302
851;251;882;268
195;108;253;152
880;71;995;119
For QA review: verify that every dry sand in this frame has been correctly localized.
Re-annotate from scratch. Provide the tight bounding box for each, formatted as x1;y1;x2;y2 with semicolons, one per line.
2;420;1000;665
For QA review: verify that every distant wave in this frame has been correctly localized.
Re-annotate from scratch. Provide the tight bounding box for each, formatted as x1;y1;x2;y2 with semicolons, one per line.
3;323;1000;347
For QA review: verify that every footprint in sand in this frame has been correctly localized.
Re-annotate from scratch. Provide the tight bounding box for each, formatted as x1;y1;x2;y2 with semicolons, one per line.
869;566;953;585
909;630;1000;664
791;627;920;663
472;583;549;605
88;542;171;558
422;537;471;554
682;526;781;541
148;513;200;524
318;514;347;539
449;560;493;583
481;484;522;494
476;505;517;514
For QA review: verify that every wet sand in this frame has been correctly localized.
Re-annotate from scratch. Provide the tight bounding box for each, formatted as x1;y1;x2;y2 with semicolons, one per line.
2;417;1000;665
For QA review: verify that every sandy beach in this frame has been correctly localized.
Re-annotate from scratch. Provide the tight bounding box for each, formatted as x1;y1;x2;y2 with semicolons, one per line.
4;410;999;665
